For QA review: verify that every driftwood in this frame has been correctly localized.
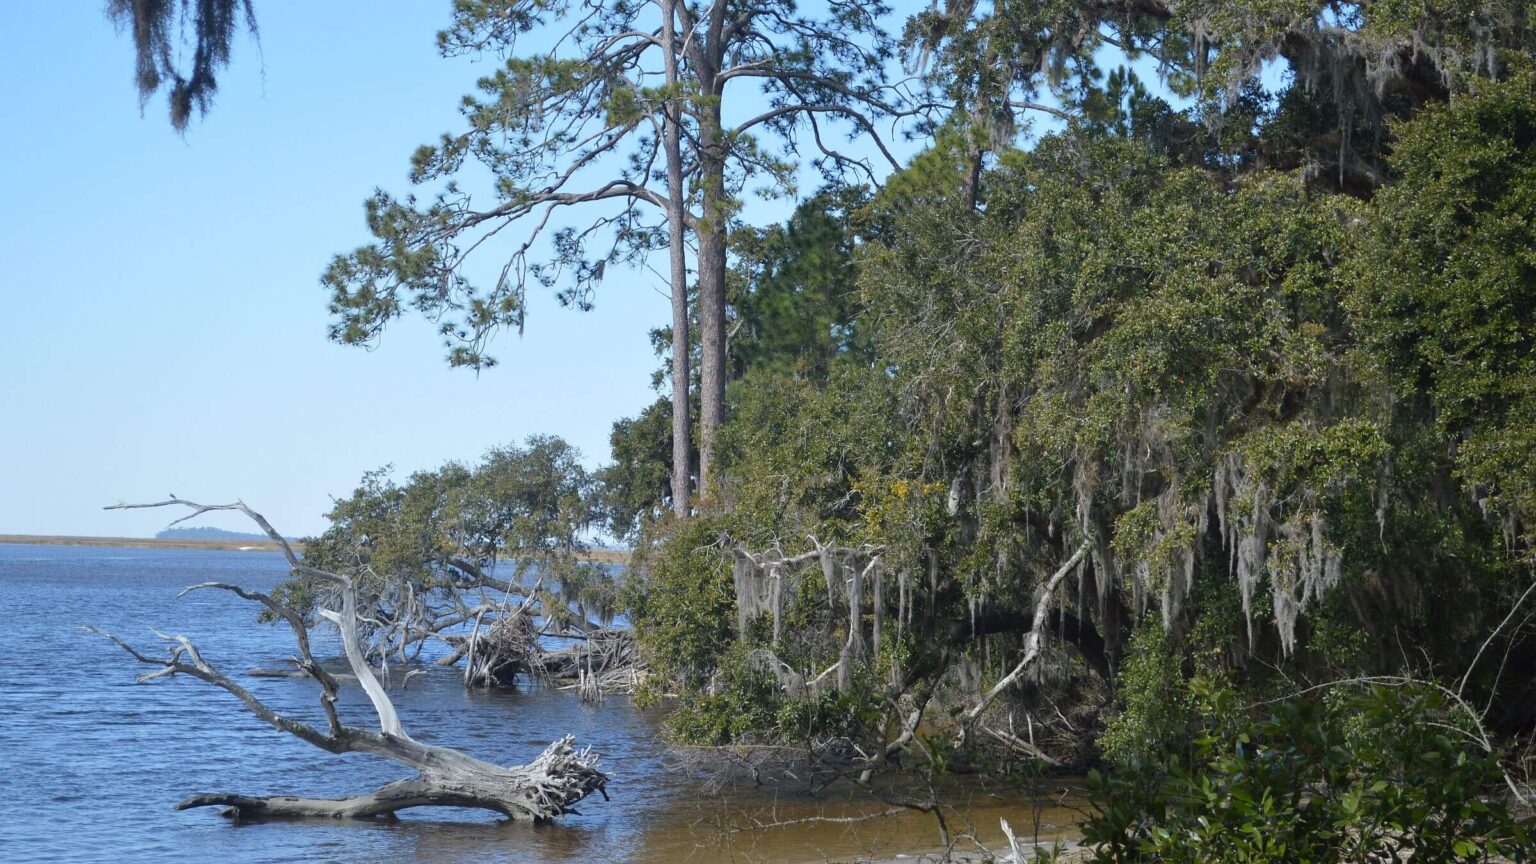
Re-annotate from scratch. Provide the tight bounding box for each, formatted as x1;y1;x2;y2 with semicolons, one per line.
91;497;608;821
565;630;643;703
462;591;546;688
453;593;643;697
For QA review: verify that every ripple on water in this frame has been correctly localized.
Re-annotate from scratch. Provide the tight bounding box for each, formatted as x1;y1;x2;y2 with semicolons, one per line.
0;544;1077;864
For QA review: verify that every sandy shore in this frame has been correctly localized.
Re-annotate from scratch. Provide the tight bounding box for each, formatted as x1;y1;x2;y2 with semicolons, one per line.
857;836;1088;864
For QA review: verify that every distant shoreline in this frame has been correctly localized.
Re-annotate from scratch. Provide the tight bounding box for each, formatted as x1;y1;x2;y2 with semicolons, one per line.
0;534;630;563
0;534;292;552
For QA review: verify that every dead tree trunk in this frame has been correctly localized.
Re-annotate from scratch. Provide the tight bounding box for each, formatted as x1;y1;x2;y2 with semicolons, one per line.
91;497;608;822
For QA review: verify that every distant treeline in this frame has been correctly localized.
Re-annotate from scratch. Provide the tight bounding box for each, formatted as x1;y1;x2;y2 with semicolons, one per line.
155;526;283;543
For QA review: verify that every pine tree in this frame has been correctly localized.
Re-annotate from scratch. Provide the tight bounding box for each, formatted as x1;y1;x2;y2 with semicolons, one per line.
322;0;913;512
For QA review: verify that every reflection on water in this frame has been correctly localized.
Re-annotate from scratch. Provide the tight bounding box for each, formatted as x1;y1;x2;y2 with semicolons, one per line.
0;544;1079;863
636;784;1084;863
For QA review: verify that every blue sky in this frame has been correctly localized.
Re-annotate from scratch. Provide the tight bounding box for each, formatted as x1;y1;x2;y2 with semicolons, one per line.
0;3;682;537
0;3;1198;539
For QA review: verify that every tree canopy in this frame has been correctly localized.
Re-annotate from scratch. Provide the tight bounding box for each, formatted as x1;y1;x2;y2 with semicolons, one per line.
617;3;1536;793
282;435;616;660
320;0;913;511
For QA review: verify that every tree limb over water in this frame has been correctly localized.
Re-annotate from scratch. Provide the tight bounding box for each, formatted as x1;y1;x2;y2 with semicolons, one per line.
90;497;608;822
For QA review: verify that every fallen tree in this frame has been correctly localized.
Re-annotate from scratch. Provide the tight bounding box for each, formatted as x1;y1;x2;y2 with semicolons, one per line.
266;440;643;699
90;497;608;821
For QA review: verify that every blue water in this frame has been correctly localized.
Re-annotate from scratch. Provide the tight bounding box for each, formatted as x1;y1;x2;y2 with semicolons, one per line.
0;544;1066;863
0;544;685;863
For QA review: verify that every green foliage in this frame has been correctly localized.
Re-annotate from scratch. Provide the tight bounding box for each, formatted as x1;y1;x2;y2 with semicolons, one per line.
718;362;898;543
635;76;1536;749
598;397;676;541
862;128;1373;615
280;435;602;626
625;515;736;693
774;678;884;744
911;0;1536;193
1097;625;1194;767
1351;71;1536;533
605;188;880;539
729;186;876;380
1082;683;1531;862
664;642;785;745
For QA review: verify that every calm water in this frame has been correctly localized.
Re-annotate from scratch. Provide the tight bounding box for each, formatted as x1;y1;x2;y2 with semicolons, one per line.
0;544;1079;863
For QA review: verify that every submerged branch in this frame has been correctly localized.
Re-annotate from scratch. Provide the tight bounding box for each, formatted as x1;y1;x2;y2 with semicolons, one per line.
92;497;609;821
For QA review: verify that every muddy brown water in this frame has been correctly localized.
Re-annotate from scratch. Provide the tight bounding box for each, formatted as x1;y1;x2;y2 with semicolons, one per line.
0;544;1082;863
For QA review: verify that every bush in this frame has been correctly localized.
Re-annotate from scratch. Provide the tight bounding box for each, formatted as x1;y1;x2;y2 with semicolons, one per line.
665;642;785;744
1097;624;1193;767
1081;682;1531;862
625;514;737;694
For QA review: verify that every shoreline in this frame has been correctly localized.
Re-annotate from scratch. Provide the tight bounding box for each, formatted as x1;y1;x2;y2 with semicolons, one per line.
0;534;291;552
0;534;631;563
860;835;1087;864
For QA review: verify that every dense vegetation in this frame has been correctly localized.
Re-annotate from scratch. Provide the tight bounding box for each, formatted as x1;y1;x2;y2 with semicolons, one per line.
616;7;1536;752
273;436;620;665
615;3;1536;856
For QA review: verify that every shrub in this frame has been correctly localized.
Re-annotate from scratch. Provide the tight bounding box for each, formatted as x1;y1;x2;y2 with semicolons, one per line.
1081;682;1531;862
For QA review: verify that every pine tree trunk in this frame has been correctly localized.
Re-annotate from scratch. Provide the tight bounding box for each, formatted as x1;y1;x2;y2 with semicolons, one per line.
696;108;729;502
693;4;736;504
662;0;691;517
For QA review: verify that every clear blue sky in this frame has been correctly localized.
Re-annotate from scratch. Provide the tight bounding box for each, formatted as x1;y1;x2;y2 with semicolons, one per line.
0;3;681;537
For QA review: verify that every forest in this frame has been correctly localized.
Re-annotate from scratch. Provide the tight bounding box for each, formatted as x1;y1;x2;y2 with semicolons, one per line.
103;0;1536;859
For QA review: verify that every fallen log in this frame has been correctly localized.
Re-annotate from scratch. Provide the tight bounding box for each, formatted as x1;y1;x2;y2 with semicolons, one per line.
92;497;609;821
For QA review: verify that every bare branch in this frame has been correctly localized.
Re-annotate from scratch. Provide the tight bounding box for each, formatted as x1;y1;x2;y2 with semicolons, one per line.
961;542;1091;729
93;497;610;820
106;497;301;568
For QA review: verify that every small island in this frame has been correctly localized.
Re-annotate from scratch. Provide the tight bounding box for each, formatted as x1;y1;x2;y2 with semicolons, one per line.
154;526;281;544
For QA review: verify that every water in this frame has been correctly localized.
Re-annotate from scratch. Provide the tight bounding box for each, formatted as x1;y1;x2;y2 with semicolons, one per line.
0;544;1080;863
